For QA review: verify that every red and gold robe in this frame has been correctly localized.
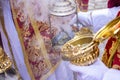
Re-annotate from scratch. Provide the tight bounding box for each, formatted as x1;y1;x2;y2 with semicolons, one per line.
102;11;120;69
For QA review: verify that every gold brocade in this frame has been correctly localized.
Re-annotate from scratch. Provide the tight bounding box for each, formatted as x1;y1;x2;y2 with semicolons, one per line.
112;64;120;69
25;2;52;68
101;17;120;68
107;40;120;67
10;0;62;80
102;36;120;68
9;1;35;79
62;28;99;66
102;49;108;66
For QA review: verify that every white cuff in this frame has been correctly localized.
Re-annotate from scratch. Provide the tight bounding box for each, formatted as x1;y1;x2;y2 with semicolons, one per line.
69;59;108;80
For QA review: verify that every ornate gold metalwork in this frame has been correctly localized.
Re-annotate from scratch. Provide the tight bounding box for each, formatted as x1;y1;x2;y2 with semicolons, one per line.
0;47;12;73
94;17;120;42
61;27;99;66
61;17;120;66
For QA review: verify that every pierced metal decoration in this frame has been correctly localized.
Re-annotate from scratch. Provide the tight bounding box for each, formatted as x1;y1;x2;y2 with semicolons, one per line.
49;0;76;16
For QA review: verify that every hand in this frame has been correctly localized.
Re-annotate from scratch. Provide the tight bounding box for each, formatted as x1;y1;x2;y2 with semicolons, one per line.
69;12;92;27
69;58;108;80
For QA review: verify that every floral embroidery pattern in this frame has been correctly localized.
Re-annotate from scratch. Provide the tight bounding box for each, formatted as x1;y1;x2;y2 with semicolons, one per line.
10;0;74;79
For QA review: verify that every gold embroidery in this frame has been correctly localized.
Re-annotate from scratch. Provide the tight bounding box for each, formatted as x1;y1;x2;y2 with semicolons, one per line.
10;1;35;79
109;41;115;55
102;49;108;66
117;53;120;58
107;37;120;67
107;41;120;67
117;45;120;53
37;21;49;32
10;0;64;79
112;64;120;70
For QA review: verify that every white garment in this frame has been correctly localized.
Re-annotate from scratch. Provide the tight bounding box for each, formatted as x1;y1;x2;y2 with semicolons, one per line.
1;0;74;80
0;20;12;59
70;60;120;80
70;6;120;33
47;61;74;80
1;0;31;80
103;69;120;80
69;59;108;80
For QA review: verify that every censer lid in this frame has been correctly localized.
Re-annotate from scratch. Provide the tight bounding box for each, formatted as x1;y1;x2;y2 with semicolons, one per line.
49;1;76;16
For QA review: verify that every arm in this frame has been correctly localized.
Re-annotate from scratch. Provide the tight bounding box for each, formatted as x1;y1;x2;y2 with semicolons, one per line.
70;7;120;33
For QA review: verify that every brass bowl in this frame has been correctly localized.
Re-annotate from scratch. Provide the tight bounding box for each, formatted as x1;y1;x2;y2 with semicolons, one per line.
61;28;99;66
61;17;120;66
70;42;99;66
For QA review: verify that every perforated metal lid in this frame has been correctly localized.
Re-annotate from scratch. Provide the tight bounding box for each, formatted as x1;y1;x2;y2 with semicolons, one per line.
49;1;76;16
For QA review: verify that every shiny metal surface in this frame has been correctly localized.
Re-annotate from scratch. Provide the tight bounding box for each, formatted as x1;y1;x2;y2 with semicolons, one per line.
49;1;76;16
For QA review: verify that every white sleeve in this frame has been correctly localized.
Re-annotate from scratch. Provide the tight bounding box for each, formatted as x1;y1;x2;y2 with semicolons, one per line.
1;0;31;80
69;59;108;80
70;6;120;33
103;68;120;80
70;11;93;27
91;7;120;33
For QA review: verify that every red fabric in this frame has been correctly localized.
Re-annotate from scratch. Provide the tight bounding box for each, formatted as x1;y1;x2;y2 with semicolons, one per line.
105;37;116;60
117;11;120;17
107;0;120;8
104;11;120;69
77;0;89;11
112;51;120;69
110;20;120;69
81;0;89;4
104;37;120;68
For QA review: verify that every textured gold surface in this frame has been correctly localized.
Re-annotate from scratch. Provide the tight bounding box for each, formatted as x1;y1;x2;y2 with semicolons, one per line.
94;17;120;42
61;17;120;66
61;28;99;66
0;47;12;73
